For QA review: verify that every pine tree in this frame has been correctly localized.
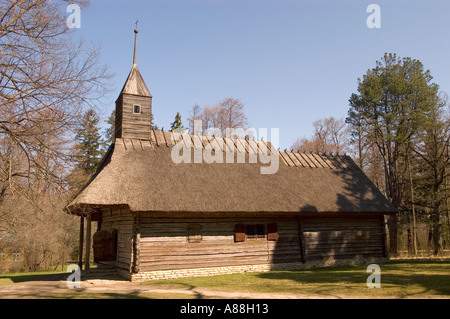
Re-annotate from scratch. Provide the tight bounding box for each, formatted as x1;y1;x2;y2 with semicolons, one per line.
347;53;442;255
170;112;186;133
75;108;105;176
150;112;159;130
104;110;115;146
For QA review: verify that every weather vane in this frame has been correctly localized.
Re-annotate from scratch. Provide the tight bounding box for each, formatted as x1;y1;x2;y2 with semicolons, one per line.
134;19;139;33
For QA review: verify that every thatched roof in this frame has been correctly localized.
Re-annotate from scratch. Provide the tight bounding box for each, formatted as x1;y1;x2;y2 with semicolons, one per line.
65;130;397;216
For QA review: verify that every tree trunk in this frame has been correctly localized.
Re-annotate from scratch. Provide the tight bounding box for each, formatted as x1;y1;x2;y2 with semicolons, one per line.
432;214;442;256
407;227;412;255
431;191;442;255
408;157;418;255
388;214;398;256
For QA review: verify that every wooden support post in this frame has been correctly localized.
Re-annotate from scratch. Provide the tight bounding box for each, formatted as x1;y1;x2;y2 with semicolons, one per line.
97;211;102;232
380;215;389;258
387;214;398;256
297;216;306;263
78;216;84;270
132;215;140;273
85;211;92;271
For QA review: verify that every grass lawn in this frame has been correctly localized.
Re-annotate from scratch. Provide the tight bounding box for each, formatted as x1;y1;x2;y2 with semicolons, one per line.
142;260;450;298
0;270;61;286
0;260;449;298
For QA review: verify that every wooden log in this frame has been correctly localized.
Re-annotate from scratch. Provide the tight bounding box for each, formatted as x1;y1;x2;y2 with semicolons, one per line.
138;256;271;271
132;215;140;273
297;216;306;263
380;215;388;258
85;211;92;271
78;216;84;270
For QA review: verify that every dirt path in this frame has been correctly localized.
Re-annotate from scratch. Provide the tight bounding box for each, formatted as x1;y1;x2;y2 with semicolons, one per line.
0;272;328;299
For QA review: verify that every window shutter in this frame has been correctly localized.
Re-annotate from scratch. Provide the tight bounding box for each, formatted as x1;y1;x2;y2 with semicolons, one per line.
267;223;278;241
234;224;246;242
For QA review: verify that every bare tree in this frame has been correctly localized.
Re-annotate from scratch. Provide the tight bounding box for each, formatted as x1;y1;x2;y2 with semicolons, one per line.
201;105;221;133
187;98;249;136
291;117;349;154
217;97;248;134
0;0;109;271
0;0;109;202
187;104;202;133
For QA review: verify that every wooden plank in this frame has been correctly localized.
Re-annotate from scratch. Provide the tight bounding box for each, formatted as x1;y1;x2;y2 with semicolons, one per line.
279;152;294;166
135;216;387;272
380;215;388;258
181;133;193;149
137;218;305;270
247;140;259;154
139;259;270;272
323;153;340;169
291;152;308;167
140;250;270;263
303;230;382;239
192;134;204;150
154;130;166;146
140;242;269;255
285;152;300;167
213;136;225;153
235;138;247;154
78;216;84;270
298;153;314;168
132;215;140;273
164;131;175;146
305;251;384;260
316;153;335;169
100;208;133;271
297;216;306;263
85;211;92;271
310;153;328;168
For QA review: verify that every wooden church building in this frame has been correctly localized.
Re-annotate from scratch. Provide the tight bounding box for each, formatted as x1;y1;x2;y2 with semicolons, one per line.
65;29;397;281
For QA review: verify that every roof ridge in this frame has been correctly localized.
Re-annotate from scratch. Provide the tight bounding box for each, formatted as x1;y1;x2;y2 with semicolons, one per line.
114;132;357;170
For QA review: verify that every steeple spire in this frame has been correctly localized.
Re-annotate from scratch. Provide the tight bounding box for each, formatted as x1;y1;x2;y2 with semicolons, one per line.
133;19;138;65
114;22;152;140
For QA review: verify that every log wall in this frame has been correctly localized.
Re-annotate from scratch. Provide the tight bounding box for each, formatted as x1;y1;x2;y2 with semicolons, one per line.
115;93;152;140
302;216;385;260
98;212;386;276
138;217;301;272
100;208;133;271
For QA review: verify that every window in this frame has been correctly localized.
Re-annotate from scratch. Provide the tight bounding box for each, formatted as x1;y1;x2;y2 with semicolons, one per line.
187;224;202;243
12;250;20;262
234;223;278;242
246;224;265;239
133;104;141;114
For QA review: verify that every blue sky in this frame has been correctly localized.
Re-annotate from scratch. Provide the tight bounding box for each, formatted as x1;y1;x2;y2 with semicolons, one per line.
75;0;450;150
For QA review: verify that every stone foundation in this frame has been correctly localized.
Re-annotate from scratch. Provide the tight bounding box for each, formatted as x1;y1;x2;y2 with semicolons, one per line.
118;257;389;282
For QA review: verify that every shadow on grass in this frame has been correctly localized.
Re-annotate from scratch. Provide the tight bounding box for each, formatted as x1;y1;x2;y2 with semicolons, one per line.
0;272;67;284
20;291;151;299
0;268;126;284
258;260;450;298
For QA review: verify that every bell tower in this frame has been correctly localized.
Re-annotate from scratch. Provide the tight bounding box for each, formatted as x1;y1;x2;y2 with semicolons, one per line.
115;26;153;139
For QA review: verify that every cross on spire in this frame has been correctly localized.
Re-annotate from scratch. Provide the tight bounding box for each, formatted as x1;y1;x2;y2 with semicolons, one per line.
133;19;139;65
